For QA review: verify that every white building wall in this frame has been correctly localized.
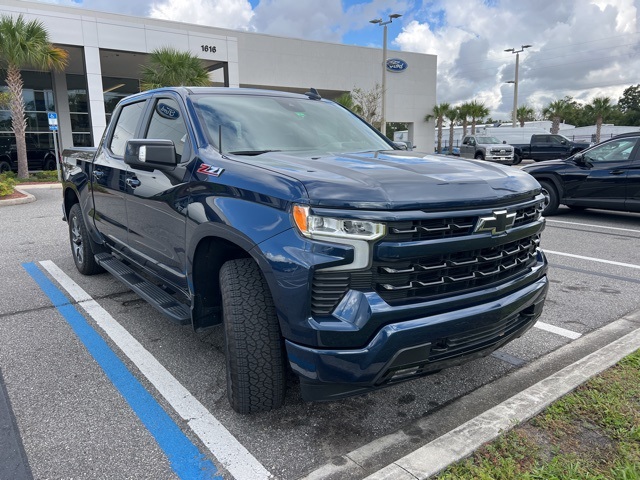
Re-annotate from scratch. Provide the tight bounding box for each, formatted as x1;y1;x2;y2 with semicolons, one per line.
2;0;436;152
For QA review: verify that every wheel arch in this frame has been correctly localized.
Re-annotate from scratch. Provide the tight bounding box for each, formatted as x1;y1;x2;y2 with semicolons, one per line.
532;174;564;199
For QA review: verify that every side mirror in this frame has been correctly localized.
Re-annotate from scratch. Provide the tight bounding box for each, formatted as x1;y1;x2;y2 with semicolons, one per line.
393;141;408;150
561;139;566;144
502;140;507;144
573;152;586;164
125;139;177;171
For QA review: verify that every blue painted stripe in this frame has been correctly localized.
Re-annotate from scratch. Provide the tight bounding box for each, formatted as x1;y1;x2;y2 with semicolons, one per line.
23;263;221;480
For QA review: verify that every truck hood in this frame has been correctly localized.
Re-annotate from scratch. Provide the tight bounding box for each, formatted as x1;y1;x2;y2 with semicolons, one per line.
484;143;514;150
239;150;540;210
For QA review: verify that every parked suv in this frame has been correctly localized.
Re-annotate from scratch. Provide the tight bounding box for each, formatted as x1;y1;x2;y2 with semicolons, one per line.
460;135;515;164
522;132;640;215
0;136;57;172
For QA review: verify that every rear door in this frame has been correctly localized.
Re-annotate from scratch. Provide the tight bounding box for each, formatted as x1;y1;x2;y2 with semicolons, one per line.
564;136;640;210
91;99;147;252
123;94;193;292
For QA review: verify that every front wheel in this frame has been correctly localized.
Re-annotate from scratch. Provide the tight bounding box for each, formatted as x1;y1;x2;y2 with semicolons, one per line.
474;152;484;160
0;159;10;173
68;204;104;275
220;258;286;414
512;153;521;165
539;180;560;216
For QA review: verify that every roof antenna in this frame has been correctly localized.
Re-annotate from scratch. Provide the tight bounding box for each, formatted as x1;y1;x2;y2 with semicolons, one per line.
218;125;223;154
305;87;322;100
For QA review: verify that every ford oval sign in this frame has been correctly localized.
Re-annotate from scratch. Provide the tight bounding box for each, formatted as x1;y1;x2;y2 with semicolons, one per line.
157;103;180;120
386;58;408;72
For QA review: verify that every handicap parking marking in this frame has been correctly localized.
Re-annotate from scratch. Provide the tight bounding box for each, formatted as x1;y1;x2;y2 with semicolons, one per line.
23;262;221;480
34;260;271;480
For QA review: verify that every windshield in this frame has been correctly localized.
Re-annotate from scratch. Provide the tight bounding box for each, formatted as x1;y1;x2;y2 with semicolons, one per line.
477;136;502;144
192;94;392;156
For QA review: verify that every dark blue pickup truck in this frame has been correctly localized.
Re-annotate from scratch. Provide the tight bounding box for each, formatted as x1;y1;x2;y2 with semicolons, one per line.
62;87;548;413
512;134;589;164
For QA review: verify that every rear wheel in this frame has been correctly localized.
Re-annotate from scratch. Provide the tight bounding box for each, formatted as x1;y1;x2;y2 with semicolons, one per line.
539;180;560;216
220;258;286;414
43;155;57;171
68;204;104;275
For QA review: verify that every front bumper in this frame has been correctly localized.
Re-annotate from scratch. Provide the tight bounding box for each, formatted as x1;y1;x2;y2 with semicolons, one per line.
486;154;514;163
287;273;548;401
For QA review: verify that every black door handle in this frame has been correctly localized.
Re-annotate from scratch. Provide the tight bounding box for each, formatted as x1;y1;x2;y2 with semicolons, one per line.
125;178;141;188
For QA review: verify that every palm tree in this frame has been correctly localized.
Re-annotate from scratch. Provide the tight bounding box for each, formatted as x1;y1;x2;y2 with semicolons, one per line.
585;96;614;143
445;106;460;153
0;14;68;179
542;99;571;134
458;102;472;137
140;47;210;90
467;100;489;134
425;102;450;153
516;105;535;127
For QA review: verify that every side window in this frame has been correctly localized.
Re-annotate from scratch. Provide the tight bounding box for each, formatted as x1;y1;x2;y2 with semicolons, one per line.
462;137;470;145
146;98;189;162
549;136;563;145
584;138;639;163
109;101;146;157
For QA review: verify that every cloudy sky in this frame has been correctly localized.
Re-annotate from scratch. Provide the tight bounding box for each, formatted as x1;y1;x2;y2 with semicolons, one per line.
43;0;639;120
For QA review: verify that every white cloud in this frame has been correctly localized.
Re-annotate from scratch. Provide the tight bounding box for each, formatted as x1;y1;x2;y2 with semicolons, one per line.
394;0;640;119
149;0;255;30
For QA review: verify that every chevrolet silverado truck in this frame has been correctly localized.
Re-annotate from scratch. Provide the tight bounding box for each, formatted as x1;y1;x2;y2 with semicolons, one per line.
62;87;548;414
510;134;589;164
459;135;515;164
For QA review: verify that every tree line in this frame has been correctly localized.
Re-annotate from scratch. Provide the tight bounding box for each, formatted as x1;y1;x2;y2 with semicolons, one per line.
428;85;640;153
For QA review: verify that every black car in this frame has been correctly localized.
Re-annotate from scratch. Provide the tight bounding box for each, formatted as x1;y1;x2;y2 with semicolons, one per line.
0;136;57;173
522;132;640;215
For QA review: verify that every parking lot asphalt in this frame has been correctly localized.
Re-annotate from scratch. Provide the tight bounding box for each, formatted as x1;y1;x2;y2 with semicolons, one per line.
1;181;640;479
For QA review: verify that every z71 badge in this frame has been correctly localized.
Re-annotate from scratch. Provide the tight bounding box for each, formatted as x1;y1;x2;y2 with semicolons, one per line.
197;164;224;177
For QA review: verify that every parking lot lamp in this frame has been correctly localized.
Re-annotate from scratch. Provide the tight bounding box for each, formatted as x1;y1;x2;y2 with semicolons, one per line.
504;45;532;127
370;13;402;136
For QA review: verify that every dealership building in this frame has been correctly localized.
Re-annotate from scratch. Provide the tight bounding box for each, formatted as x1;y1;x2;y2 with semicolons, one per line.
1;0;436;154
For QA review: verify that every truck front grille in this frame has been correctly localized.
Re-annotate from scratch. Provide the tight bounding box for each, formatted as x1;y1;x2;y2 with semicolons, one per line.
310;199;544;316
374;234;539;304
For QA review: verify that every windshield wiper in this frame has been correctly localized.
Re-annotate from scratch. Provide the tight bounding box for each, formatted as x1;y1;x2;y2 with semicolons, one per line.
228;149;281;156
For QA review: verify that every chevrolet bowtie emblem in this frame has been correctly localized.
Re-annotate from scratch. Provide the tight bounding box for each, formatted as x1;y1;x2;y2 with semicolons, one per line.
475;210;516;235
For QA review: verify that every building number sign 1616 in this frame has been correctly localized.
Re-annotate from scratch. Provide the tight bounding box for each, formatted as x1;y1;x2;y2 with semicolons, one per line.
201;45;217;53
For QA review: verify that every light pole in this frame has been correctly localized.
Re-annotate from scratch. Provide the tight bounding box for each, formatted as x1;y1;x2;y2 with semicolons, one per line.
370;13;402;137
504;44;532;128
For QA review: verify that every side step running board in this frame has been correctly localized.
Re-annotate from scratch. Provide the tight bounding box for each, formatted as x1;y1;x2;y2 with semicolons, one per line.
94;253;190;325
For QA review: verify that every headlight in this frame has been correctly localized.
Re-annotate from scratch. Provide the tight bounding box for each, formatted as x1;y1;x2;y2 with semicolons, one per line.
292;205;385;241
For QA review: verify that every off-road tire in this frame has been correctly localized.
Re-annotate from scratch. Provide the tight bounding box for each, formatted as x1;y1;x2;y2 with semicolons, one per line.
539;180;560;216
220;258;286;414
68;204;104;275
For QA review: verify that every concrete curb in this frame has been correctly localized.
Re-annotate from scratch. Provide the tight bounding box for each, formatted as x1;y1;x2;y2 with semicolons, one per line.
0;187;36;207
301;311;640;480
0;183;60;207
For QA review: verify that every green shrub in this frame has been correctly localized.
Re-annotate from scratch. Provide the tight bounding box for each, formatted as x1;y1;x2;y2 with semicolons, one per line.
0;172;17;196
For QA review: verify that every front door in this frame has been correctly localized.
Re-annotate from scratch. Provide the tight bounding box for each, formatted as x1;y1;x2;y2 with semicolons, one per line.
565;136;639;210
124;96;192;292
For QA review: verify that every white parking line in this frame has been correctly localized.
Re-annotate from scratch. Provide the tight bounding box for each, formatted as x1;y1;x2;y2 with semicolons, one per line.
535;321;581;339
39;260;270;480
544;250;640;270
546;219;640;234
